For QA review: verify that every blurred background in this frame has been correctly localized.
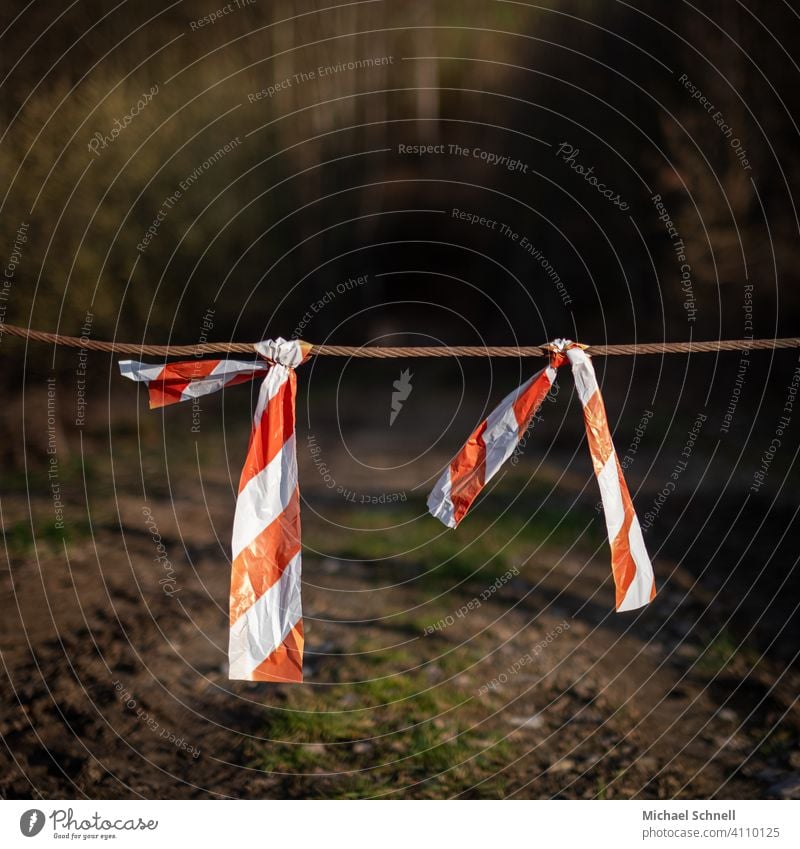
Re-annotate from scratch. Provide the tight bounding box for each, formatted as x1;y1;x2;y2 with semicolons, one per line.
0;0;798;799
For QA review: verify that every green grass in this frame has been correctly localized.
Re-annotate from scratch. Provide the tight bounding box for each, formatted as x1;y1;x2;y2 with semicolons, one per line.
1;517;92;554
248;647;514;798
694;626;760;676
1;453;98;495
305;490;600;590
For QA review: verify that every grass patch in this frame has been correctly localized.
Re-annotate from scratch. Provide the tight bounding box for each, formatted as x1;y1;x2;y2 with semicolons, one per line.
305;491;600;590
1;454;98;495
694;626;759;676
247;649;514;798
2;517;93;554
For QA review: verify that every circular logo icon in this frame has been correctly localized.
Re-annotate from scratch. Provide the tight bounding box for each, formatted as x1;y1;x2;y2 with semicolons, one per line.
19;810;45;837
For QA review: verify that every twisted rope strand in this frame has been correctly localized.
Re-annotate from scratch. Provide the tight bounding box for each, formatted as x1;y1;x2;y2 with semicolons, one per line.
0;322;797;358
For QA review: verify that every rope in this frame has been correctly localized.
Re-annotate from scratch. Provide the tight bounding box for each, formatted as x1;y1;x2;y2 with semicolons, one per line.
1;322;798;358
310;338;800;357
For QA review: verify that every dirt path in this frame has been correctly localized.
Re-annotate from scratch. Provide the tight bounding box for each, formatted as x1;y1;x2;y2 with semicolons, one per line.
2;474;798;798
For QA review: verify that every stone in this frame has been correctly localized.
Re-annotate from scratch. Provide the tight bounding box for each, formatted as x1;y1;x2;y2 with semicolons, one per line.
506;714;544;729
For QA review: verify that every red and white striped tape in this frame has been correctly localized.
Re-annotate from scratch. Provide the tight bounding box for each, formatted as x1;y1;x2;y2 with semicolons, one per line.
565;345;656;611
228;339;307;681
120;338;310;681
119;358;270;408
122;334;655;686
427;364;558;527
428;340;655;612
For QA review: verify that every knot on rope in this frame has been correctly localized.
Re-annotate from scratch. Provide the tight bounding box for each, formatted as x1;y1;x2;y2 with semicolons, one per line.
543;337;587;367
254;337;311;368
543;337;573;352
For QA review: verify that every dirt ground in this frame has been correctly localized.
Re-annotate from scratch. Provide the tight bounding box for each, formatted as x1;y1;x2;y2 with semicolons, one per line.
1;389;799;800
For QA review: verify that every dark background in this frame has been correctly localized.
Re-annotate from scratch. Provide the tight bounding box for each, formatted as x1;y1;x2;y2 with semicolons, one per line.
0;0;798;800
